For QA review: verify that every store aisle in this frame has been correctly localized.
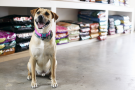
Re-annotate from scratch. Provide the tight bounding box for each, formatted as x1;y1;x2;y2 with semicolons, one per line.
0;34;135;90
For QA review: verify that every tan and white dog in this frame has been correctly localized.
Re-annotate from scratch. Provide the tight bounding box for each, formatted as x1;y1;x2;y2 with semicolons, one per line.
27;8;58;88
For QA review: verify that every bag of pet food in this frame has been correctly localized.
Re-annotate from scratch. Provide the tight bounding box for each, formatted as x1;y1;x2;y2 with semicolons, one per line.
80;28;90;32
0;30;16;44
56;33;68;40
90;29;99;34
68;30;80;36
0;47;15;56
123;30;130;34
56;38;69;45
56;25;68;33
16;32;33;42
90;23;99;29
69;35;80;42
80;32;90;36
56;22;80;31
0;24;34;33
72;22;91;28
79;11;106;18
0;15;33;26
80;35;91;40
108;0;114;4
97;35;107;41
0;40;16;50
15;41;29;52
99;32;107;36
90;33;99;38
108;31;116;35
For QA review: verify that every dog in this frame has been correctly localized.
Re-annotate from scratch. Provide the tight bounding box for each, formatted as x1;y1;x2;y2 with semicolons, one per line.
27;8;58;88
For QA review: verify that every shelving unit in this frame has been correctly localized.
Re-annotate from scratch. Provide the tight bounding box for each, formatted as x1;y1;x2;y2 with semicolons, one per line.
0;0;134;61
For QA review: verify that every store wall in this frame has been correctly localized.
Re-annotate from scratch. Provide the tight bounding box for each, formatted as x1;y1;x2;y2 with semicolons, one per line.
0;7;27;17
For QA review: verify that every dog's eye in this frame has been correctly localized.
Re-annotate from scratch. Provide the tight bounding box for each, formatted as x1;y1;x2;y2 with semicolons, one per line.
45;12;49;16
37;11;40;14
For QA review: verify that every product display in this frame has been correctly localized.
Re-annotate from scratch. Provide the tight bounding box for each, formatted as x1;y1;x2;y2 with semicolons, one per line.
109;15;131;34
0;15;34;52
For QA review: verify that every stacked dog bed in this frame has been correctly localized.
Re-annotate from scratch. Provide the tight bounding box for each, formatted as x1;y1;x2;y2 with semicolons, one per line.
56;22;80;42
0;30;16;56
55;25;69;45
0;15;34;52
108;18;116;35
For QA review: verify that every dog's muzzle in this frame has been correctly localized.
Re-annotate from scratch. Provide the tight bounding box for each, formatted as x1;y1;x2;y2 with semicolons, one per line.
35;15;50;29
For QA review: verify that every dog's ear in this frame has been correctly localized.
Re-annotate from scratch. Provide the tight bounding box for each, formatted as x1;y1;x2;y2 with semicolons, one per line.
30;8;40;17
51;11;59;22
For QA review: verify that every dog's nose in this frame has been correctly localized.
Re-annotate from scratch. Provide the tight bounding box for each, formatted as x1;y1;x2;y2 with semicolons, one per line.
38;15;43;22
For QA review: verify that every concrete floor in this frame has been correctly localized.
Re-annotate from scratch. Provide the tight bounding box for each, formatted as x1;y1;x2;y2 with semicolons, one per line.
1;34;135;90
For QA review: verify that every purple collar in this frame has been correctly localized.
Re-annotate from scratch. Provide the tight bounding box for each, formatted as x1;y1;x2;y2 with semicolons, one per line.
35;29;52;40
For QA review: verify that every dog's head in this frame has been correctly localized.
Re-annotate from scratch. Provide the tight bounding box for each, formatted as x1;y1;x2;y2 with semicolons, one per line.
31;8;58;30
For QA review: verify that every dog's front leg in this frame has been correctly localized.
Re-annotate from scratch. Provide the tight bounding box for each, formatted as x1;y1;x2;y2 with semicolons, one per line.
30;57;37;88
50;54;58;88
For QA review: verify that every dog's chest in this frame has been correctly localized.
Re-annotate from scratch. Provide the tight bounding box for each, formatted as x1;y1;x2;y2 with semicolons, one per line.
31;40;52;60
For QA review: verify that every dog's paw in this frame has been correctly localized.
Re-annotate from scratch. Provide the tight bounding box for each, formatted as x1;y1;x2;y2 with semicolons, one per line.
31;82;37;88
51;80;58;88
27;75;31;80
42;73;45;76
